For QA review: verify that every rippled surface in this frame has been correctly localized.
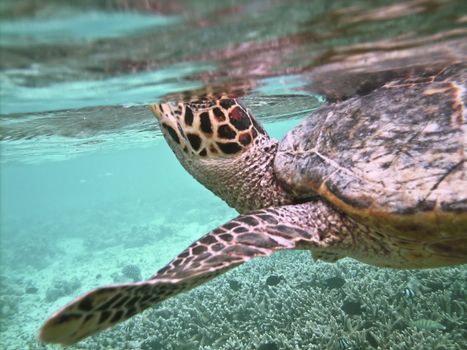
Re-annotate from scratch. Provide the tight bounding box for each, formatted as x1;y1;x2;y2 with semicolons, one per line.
1;0;466;163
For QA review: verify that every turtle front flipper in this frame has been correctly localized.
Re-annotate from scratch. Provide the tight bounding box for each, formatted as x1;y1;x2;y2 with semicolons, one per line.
40;202;348;345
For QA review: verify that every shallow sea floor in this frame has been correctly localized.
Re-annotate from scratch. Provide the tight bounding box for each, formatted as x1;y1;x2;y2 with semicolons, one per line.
0;142;466;350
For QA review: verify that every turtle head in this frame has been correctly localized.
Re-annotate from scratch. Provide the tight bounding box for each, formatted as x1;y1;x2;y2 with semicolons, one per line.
151;98;292;212
151;98;268;159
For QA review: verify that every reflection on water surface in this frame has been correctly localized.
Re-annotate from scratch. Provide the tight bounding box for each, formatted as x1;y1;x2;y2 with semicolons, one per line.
1;0;465;163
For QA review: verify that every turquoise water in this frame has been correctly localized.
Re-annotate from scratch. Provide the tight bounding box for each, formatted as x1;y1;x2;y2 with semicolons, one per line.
1;1;466;349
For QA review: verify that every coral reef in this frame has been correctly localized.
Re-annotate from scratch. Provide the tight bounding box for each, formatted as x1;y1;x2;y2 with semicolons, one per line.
3;231;62;270
111;264;144;283
121;264;143;282
125;225;157;249
0;294;18;319
45;277;82;302
1;200;465;350
73;251;466;350
227;279;242;291
341;299;364;316
25;286;38;294
0;275;22;331
265;275;283;287
324;276;345;289
258;342;279;350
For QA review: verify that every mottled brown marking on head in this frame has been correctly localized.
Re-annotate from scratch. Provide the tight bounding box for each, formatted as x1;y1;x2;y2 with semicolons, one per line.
238;132;252;146
162;124;180;144
184;106;194;126
218;124;237;139
152;98;271;160
187;133;201;151
217;142;242;154
176;123;186;139
229;106;251;130
219;98;236;109
213;107;226;121
200;112;213;134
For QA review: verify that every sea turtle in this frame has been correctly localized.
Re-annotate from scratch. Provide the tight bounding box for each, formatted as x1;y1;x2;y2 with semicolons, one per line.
40;63;466;345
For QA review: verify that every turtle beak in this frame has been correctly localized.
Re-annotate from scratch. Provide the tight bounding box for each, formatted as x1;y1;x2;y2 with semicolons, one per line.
150;103;178;123
150;102;188;150
150;102;181;136
150;103;163;121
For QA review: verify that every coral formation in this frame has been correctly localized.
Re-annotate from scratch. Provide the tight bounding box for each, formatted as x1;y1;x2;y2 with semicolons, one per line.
265;275;283;287
3;231;62;270
324;276;345;289
228;279;242;291
45;277;81;302
141;337;163;350
0;200;465;350
25;285;38;294
0;294;18;319
121;264;143;282
341;299;364;316
71;252;466;350
0;275;21;329
257;342;280;350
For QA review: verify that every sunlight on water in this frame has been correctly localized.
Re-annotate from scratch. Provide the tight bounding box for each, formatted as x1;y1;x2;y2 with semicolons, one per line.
1;94;321;165
1;63;214;114
0;11;179;45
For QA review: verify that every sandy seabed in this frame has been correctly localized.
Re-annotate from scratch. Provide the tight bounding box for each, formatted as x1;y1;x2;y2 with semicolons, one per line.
1;197;466;350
